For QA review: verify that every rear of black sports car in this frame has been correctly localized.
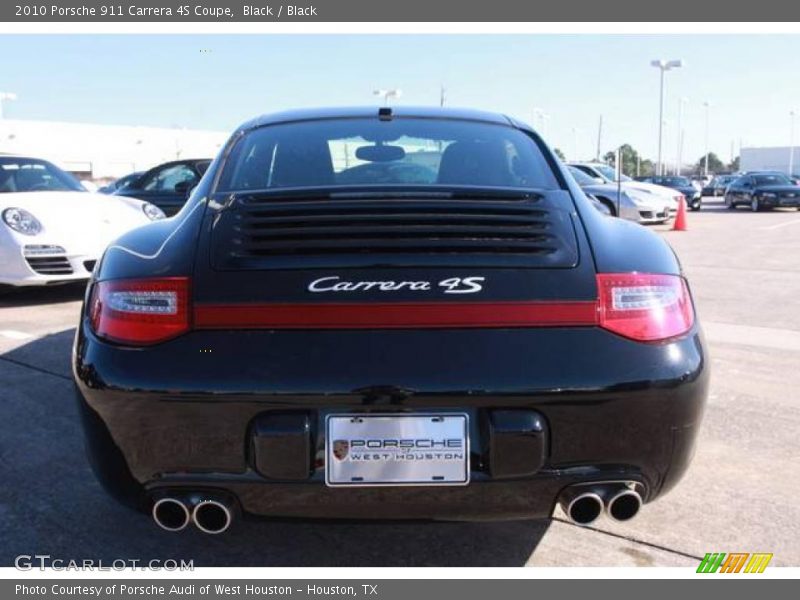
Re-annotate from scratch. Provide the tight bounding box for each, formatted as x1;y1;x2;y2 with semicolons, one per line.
73;107;708;534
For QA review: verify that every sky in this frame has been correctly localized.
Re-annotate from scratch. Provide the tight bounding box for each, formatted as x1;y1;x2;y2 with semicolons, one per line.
1;34;799;165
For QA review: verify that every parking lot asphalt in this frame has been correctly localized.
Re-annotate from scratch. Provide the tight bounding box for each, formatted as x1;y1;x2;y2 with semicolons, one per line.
1;198;799;567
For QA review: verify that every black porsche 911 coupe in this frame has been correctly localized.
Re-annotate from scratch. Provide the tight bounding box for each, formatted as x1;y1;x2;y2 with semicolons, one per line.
73;107;708;534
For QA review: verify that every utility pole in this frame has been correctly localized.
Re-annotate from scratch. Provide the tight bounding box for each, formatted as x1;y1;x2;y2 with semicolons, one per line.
703;100;711;177
440;85;446;108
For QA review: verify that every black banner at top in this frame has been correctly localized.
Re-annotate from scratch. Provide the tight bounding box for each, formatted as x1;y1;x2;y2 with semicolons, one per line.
2;0;799;22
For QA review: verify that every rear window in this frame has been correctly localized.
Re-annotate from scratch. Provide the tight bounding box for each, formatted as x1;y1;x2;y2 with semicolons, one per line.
216;118;559;192
754;174;792;186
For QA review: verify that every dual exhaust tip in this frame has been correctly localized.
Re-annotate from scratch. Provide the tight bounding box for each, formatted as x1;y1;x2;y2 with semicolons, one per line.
152;495;235;534
560;484;643;526
155;485;640;531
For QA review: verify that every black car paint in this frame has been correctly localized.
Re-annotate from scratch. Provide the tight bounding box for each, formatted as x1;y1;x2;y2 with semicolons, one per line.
638;177;702;211
725;174;800;211
112;159;211;216
702;175;735;197
98;171;143;195
73;107;707;521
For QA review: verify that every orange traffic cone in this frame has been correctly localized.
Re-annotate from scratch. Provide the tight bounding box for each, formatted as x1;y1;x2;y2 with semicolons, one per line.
673;195;687;231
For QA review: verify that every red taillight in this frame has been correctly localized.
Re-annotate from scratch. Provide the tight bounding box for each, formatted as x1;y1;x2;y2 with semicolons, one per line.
89;277;191;345
86;274;693;344
597;273;694;342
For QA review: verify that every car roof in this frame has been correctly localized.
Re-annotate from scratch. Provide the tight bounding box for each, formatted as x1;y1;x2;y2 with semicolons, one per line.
143;158;211;171
0;154;55;161
236;106;518;133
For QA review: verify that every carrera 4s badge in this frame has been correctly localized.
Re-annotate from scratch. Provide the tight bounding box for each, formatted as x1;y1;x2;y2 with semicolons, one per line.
308;276;485;294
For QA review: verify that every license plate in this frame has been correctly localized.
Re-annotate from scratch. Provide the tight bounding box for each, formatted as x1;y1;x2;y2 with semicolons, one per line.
325;414;470;487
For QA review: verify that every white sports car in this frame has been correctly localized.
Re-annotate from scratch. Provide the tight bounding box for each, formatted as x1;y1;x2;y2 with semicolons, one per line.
0;155;165;287
569;162;681;214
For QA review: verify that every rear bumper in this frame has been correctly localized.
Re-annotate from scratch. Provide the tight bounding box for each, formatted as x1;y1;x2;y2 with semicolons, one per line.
73;324;709;521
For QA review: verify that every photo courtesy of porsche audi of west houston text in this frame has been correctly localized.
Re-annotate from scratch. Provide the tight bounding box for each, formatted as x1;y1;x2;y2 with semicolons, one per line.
14;584;363;597
68;106;709;534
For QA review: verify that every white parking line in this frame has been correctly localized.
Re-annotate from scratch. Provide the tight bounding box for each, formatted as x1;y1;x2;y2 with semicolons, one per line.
760;218;800;231
0;330;34;340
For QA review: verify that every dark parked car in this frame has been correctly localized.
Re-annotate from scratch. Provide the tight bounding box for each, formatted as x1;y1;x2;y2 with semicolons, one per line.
98;171;143;194
701;174;736;197
724;172;800;211
73;107;708;534
113;159;211;216
636;176;702;211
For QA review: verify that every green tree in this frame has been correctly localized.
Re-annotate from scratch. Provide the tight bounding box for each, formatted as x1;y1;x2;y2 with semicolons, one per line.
553;147;566;161
729;156;740;172
695;152;726;174
603;144;648;178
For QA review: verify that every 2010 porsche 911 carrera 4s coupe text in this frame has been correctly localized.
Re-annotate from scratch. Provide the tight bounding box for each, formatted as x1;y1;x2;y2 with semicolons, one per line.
73;107;708;534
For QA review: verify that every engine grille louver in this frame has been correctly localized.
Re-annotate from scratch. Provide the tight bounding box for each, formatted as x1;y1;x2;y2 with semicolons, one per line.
212;193;578;269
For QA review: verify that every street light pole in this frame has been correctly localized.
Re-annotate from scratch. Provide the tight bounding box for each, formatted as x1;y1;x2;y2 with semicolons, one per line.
676;97;688;176
703;101;711;177
789;110;796;176
373;88;402;105
596;114;603;161
532;107;550;138
0;92;18;119
651;59;683;176
571;127;581;160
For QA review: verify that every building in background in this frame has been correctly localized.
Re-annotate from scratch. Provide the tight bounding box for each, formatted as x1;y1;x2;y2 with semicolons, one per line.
740;146;800;176
0;118;228;182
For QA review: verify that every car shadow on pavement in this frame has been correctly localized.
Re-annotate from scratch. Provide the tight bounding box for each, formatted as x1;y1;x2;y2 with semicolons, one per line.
0;329;550;567
0;282;87;308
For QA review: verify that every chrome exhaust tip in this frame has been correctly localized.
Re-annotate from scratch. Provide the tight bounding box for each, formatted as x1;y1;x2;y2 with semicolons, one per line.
152;497;191;532
606;489;642;522
561;491;604;526
192;498;233;534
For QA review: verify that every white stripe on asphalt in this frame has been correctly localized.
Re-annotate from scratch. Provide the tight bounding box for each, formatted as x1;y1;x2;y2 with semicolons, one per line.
760;218;800;231
704;321;800;352
0;330;34;340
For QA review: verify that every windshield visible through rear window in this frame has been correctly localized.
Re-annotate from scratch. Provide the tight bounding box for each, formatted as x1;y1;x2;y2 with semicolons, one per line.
216;118;559;192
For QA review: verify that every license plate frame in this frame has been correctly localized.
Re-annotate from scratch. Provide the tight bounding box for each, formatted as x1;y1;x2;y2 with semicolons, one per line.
325;413;470;487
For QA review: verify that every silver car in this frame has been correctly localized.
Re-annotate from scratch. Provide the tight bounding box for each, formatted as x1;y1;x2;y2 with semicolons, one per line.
567;166;671;224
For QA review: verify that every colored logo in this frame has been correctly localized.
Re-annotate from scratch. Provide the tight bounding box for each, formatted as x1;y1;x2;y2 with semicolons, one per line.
697;552;773;573
332;440;349;460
